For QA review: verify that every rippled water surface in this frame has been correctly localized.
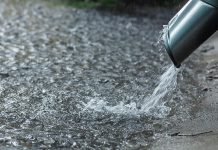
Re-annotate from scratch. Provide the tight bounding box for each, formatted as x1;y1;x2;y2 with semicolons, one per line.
0;0;205;149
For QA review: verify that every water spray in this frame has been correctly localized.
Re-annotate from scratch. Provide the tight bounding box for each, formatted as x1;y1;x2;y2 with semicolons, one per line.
163;0;218;68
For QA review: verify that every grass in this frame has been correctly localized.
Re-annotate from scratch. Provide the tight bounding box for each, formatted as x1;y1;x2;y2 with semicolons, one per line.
46;0;121;9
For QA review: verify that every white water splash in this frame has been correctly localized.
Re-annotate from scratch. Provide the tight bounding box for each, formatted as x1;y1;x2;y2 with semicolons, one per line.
141;65;178;111
82;65;178;117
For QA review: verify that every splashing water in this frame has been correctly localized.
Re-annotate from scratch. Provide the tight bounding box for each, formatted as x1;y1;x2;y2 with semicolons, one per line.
82;65;178;117
141;65;178;111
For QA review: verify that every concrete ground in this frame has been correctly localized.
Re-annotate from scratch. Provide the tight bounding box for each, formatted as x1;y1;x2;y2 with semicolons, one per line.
151;32;218;150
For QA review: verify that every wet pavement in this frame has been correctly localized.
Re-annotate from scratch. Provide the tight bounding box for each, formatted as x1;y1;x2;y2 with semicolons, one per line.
152;32;218;150
0;0;207;149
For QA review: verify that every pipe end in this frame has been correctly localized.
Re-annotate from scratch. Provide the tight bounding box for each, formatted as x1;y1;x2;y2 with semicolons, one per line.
163;30;181;68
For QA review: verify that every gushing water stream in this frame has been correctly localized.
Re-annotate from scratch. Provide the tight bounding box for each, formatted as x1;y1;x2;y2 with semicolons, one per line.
83;65;178;117
141;65;178;111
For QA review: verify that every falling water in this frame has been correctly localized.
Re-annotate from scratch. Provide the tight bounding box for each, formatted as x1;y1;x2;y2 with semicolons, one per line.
141;65;178;111
82;65;178;117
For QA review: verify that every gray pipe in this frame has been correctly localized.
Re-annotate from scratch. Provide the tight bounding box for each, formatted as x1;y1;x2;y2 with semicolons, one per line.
163;0;218;68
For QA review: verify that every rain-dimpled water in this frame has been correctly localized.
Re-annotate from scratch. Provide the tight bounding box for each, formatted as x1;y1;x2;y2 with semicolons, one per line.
0;0;205;149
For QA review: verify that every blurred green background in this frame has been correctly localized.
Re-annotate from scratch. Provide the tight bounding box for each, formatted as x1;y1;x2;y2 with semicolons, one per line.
48;0;184;9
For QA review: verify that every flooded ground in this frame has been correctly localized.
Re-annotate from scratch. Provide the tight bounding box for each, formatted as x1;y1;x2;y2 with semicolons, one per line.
0;0;206;149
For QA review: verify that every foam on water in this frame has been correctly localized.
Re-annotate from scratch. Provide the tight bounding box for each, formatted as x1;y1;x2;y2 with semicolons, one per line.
82;65;178;117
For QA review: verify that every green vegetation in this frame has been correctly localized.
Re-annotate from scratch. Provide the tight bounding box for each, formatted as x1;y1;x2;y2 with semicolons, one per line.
47;0;183;9
46;0;121;9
